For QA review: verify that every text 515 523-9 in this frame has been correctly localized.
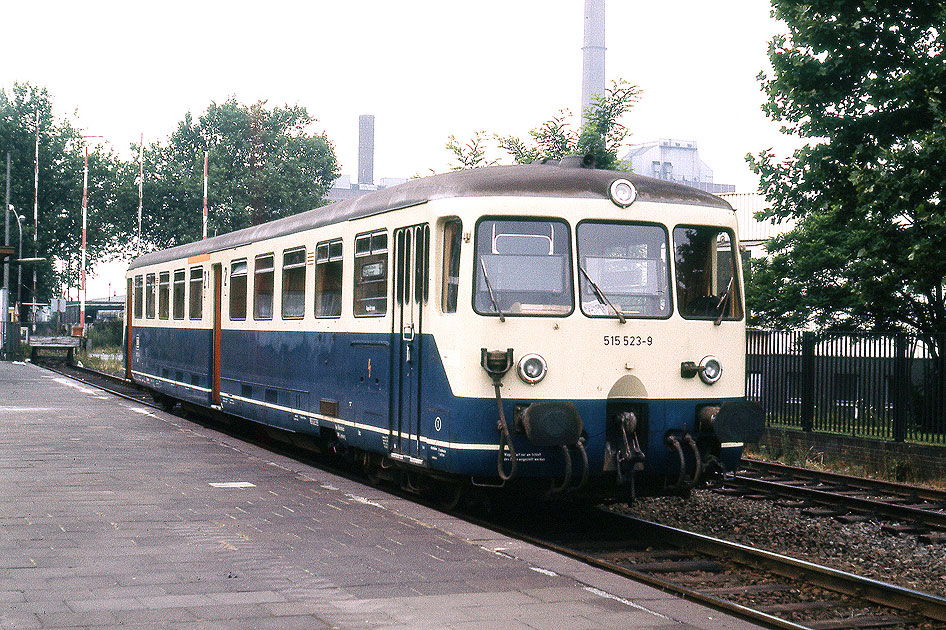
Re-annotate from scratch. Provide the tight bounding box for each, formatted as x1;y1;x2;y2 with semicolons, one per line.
603;335;653;347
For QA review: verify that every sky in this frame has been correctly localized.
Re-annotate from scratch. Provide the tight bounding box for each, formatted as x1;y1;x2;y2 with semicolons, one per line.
3;0;790;298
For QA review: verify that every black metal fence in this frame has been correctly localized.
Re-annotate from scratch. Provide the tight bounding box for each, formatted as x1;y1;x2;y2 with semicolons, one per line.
747;330;946;444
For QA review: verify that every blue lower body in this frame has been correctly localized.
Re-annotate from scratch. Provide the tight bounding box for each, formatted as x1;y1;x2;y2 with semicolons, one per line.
129;326;745;493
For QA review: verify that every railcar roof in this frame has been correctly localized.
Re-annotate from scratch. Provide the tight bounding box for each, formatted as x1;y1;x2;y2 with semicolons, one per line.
128;163;733;270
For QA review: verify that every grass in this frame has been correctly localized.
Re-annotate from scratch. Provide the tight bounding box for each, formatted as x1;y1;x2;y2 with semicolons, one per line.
744;442;946;489
77;344;125;377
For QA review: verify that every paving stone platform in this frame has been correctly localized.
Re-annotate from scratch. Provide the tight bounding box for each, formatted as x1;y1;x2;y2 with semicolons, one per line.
0;360;761;629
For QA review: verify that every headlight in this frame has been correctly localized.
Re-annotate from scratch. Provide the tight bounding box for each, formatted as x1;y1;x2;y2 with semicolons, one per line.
699;355;723;384
608;178;637;207
517;353;548;385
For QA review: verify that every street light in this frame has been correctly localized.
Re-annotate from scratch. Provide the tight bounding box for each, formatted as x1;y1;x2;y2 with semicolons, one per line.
9;206;44;322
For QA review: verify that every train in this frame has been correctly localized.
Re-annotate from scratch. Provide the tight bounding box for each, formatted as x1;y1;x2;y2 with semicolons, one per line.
124;158;763;505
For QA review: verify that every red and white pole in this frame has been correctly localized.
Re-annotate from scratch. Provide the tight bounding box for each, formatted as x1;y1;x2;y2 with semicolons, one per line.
32;111;38;327
202;151;208;240
138;133;143;254
80;145;88;330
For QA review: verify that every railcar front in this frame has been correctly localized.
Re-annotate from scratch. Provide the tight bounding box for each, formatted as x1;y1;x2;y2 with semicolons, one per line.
122;163;763;505
425;169;763;501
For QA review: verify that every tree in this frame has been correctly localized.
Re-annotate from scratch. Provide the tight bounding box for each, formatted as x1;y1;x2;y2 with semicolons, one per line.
747;1;946;352
140;98;339;249
0;83;124;315
448;79;641;170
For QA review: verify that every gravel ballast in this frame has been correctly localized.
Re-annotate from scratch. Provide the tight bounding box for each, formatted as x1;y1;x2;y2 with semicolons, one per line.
620;490;946;598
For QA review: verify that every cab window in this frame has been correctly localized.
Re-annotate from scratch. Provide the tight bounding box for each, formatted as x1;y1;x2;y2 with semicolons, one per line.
473;218;572;317
673;226;743;321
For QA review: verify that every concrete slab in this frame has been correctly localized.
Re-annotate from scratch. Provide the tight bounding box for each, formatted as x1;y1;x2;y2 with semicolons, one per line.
0;361;762;629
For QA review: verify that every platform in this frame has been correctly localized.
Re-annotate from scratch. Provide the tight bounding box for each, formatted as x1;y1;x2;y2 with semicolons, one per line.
0;360;761;629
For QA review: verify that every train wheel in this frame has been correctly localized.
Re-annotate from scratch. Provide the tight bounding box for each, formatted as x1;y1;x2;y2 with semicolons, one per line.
434;482;464;512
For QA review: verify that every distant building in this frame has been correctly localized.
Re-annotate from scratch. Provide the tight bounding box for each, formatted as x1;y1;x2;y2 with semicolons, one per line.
326;115;408;204
718;192;795;258
622;139;735;194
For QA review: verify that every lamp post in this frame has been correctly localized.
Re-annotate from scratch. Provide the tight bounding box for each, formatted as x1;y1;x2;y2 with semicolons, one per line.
12;207;23;310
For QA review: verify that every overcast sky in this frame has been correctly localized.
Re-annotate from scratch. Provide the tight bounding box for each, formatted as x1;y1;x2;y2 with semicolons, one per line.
3;0;790;297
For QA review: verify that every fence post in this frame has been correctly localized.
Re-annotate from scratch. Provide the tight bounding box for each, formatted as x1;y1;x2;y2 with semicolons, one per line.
892;333;908;443
801;331;815;432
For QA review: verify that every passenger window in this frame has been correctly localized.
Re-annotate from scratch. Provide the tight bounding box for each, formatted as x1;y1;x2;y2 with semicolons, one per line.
229;260;247;320
354;230;388;317
172;269;186;320
134;275;143;319
189;267;203;320
315;239;343;318
254;253;275;320
158;271;170;319
145;273;156;319
282;247;306;319
442;220;461;313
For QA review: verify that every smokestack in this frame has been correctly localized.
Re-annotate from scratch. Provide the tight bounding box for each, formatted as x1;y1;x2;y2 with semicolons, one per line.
581;0;606;125
358;115;375;186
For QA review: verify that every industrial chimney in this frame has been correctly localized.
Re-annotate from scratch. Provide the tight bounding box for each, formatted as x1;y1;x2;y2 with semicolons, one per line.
358;115;375;187
581;0;606;125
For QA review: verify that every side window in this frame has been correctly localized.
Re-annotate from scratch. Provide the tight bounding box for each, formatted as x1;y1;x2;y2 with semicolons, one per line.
145;273;156;319
229;259;247;320
282;247;306;319
315;239;343;318
133;275;143;319
158;271;170;319
254;253;275;320
189;267;203;320
353;230;388;317
442;219;462;313
172;269;186;320
672;226;743;321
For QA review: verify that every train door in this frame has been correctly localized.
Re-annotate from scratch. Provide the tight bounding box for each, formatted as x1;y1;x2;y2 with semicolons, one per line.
390;224;429;461
125;277;133;380
211;263;222;407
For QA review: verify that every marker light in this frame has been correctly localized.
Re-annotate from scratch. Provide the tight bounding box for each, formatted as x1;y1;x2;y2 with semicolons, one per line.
609;179;637;207
699;356;723;384
517;353;548;385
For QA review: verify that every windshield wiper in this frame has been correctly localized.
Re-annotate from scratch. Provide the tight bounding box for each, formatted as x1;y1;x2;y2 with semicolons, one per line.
579;265;626;324
479;258;506;322
714;277;734;326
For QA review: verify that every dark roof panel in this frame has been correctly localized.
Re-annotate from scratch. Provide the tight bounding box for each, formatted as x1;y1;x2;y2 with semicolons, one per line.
129;164;732;270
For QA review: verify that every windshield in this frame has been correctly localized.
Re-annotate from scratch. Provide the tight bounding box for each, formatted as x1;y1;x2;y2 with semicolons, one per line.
673;225;743;321
474;218;573;316
577;222;671;318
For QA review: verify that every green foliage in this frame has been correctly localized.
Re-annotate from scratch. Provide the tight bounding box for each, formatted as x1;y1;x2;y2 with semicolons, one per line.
0;83;124;313
0;87;339;311
141;98;339;249
748;1;946;348
450;79;641;170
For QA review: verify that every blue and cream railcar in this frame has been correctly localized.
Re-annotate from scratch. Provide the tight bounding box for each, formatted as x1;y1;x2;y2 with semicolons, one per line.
124;161;762;501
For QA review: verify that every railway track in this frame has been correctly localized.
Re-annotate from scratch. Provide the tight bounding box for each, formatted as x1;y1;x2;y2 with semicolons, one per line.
495;506;946;629
725;460;946;541
42;361;946;629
